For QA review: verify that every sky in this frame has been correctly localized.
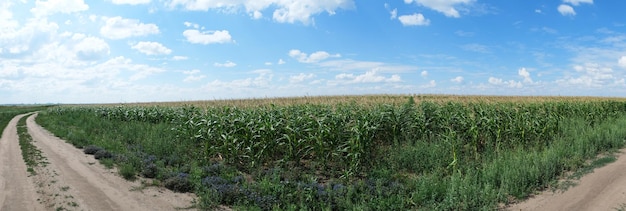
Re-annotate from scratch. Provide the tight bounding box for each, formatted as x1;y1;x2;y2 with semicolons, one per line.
1;0;626;104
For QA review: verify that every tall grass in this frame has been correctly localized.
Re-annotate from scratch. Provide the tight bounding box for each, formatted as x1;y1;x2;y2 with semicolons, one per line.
35;96;626;210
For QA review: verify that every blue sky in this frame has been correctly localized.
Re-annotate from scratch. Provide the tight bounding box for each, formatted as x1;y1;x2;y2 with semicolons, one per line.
1;0;626;103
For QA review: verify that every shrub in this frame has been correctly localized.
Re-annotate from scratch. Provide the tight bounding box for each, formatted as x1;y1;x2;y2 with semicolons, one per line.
141;163;158;178
83;145;103;155
94;150;113;160
164;173;193;192
119;163;136;181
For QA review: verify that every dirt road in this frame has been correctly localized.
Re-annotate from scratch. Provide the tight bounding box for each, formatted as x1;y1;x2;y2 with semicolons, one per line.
0;113;41;210
0;113;196;210
507;149;626;211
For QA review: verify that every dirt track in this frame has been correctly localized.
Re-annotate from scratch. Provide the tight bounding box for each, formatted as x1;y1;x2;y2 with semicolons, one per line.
0;113;196;210
507;149;626;210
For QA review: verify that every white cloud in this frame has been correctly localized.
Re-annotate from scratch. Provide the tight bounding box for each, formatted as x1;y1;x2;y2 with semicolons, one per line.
252;11;263;19
278;59;286;65
289;49;340;63
100;16;160;39
455;30;474;37
183;21;200;29
131;41;172;55
557;63;614;87
518;67;533;83
333;69;401;84
168;0;355;25
183;69;206;82
214;61;237;67
451;76;464;83
488;77;522;88
31;0;89;17
535;9;542;14
75;36;110;60
205;69;273;89
390;8;398;19
404;0;473;18
421;80;436;88
172;56;188;61
421;70;428;77
563;0;593;6
318;59;418;72
461;43;490;53
111;0;151;5
183;29;232;44
100;56;165;81
557;4;575;16
619;56;626;69
398;13;430;26
289;73;315;83
1;18;59;56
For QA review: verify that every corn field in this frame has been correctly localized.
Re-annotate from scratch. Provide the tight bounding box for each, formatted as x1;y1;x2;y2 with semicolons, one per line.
37;96;626;210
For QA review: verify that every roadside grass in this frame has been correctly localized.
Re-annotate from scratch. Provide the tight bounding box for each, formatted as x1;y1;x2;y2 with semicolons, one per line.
16;113;46;176
34;96;626;210
0;106;49;138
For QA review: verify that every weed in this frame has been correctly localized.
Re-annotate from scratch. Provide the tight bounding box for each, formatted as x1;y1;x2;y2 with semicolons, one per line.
119;163;136;181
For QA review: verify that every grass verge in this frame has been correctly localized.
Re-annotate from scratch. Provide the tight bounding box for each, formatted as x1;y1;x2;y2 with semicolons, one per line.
17;113;46;175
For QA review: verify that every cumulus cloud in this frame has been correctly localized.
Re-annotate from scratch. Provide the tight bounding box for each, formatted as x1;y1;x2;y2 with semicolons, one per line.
488;77;522;88
214;61;237;67
557;63;614;87
398;13;430;26
75;36;110;60
31;0;89;17
131;41;171;55
289;73;315;83
183;69;206;82
111;0;151;5
390;8;398;19
404;0;473;18
1;18;59;56
421;80;436;88
451;76;464;83
333;69;401;84
172;56;188;61
619;56;626;69
557;4;576;16
100;16;159;39
289;49;340;63
183;29;232;44
183;21;200;29
563;0;593;6
206;69;273;89
168;0;355;25
421;71;428;77
518;67;533;83
105;56;166;81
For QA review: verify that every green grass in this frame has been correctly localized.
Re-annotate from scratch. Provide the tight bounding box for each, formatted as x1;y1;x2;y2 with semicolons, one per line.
0;106;49;137
34;97;626;210
16;114;46;176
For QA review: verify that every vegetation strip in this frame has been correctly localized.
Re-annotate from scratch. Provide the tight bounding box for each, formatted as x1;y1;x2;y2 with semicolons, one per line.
16;113;45;175
35;95;626;210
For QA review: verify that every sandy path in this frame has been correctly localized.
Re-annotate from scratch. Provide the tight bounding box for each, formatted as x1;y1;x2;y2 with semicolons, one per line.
0;113;43;210
507;149;626;211
2;113;197;210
